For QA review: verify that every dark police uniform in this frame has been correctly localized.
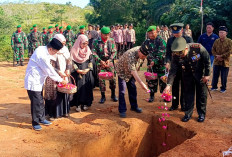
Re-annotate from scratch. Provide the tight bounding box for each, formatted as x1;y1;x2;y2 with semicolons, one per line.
166;23;193;111
167;37;210;122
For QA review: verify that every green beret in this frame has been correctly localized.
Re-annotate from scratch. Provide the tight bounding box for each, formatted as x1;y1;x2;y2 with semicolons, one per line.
55;24;59;27
59;26;63;29
79;25;85;29
67;25;71;30
101;27;111;34
48;26;53;29
43;27;46;30
17;25;21;28
30;28;33;30
171;37;187;51
147;26;157;32
33;24;37;28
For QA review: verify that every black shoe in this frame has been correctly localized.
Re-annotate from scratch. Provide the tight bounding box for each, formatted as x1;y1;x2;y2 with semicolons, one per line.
111;96;118;102
99;97;106;104
148;96;154;102
181;115;191;122
20;61;24;66
197;115;205;122
169;106;178;111
130;107;142;113
14;62;20;67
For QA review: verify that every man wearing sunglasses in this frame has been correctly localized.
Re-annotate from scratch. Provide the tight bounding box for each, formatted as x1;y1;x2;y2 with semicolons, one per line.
164;37;210;122
166;23;193;112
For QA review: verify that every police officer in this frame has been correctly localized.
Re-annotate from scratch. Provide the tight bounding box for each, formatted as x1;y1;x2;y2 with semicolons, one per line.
164;37;210;122
92;27;118;104
144;26;167;102
166;23;193;111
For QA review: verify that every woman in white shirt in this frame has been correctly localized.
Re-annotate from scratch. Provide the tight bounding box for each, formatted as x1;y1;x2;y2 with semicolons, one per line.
25;38;67;131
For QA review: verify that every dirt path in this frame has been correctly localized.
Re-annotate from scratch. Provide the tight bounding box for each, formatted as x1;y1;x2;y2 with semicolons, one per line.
0;60;231;157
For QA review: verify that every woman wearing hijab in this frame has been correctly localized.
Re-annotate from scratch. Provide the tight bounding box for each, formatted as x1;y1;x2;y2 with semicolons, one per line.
70;34;94;112
44;34;71;120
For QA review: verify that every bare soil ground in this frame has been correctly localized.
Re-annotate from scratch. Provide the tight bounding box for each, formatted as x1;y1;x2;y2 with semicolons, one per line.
0;59;232;157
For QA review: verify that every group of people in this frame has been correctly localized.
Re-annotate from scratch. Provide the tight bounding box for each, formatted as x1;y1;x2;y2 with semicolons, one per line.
21;21;231;131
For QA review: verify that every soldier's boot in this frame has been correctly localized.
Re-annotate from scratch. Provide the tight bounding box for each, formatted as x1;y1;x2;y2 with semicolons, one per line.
111;89;118;102
99;92;106;104
20;61;24;66
148;92;155;102
14;61;20;67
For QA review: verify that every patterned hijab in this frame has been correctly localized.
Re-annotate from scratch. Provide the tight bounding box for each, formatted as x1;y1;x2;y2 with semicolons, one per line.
71;35;91;63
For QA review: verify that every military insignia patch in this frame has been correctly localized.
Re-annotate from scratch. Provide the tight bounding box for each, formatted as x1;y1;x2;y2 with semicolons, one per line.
190;44;200;48
173;27;177;30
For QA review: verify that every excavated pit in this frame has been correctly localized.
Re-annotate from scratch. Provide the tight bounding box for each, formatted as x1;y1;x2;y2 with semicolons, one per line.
59;116;196;157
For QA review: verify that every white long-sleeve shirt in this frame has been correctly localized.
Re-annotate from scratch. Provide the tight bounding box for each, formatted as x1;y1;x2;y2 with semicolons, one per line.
24;46;63;92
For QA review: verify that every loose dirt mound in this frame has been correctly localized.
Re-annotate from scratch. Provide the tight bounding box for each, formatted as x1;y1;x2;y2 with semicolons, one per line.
0;60;231;157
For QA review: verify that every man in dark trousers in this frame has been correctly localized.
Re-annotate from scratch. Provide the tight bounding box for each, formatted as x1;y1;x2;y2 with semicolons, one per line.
165;23;193;111
164;37;210;122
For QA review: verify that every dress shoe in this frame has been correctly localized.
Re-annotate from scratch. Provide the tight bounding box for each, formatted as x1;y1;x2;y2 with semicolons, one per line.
169;106;178;111
99;97;106;104
130;107;142;113
111;95;118;102
181;115;191;122
148;96;154;102
14;61;20;67
197;115;205;122
20;61;24;66
119;112;126;118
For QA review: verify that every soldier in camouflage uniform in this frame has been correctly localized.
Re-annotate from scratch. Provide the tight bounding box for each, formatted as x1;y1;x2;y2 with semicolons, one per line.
74;25;86;41
59;26;63;34
27;27;33;58
144;26;167;102
42;27;47;46
28;24;42;57
92;27;118;104
54;24;59;34
46;26;54;45
11;25;28;66
63;25;75;51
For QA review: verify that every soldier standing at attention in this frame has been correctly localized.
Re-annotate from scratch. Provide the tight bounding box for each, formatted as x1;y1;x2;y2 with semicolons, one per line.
166;23;193;112
59;26;63;34
92;27;118;104
125;24;136;50
74;25;86;41
27;27;33;58
54;24;59;34
144;26;167;102
46;26;54;45
28;24;42;57
112;24;123;58
122;23;128;52
42;27;47;46
164;37;210;122
11;25;28;66
63;25;75;51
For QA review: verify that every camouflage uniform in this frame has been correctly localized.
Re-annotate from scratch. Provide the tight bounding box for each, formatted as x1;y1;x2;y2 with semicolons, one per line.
27;32;32;58
63;30;75;51
46;32;55;45
28;31;42;57
144;36;167;101
11;31;28;62
42;32;47;46
92;36;117;103
53;29;60;35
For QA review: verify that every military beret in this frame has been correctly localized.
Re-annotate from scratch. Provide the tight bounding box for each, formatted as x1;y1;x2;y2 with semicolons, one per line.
33;24;37;28
101;27;111;34
79;25;85;29
59;26;63;29
49;38;63;50
67;25;71;30
43;27;46;30
147;26;157;32
30;28;33;30
48;26;53;29
17;25;21;28
140;41;150;56
171;37;187;51
219;26;228;32
170;23;184;34
55;24;59;27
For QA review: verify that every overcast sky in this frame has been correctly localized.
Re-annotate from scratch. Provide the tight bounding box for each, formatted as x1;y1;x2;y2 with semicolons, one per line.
2;0;90;8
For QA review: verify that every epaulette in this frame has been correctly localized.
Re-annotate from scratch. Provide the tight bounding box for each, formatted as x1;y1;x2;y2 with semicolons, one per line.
190;44;201;48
